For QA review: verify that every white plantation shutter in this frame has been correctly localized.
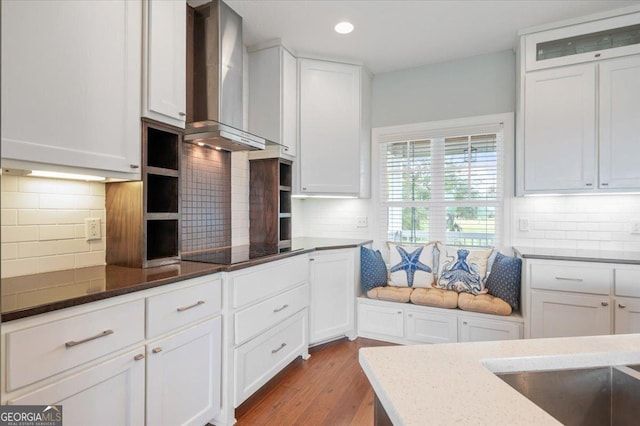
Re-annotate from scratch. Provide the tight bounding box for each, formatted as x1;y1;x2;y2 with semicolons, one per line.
380;122;504;250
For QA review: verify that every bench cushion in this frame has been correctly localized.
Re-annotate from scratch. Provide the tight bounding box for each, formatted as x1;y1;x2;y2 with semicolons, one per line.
367;286;413;303
410;288;458;309
457;292;512;316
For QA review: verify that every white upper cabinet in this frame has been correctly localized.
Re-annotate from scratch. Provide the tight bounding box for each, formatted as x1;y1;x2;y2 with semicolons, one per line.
248;44;297;158
1;0;142;179
598;55;640;189
298;58;371;196
523;64;596;192
517;8;640;195
143;0;187;128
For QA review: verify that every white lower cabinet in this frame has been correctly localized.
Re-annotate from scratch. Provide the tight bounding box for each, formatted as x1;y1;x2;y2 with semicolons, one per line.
406;309;457;344
9;348;145;426
615;297;640;334
459;317;522;342
146;317;221;426
530;290;611;338
309;249;356;344
234;310;308;407
357;302;405;340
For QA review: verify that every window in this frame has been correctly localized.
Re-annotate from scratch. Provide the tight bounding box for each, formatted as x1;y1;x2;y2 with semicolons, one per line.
380;121;504;248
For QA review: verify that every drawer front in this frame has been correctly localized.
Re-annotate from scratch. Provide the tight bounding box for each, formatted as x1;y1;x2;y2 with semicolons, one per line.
615;268;640;298
147;278;222;339
235;284;309;345
529;262;612;295
458;317;522;342
234;310;307;407
231;255;308;309
7;299;145;391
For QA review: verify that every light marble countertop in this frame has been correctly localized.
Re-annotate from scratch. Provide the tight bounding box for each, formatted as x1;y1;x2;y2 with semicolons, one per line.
359;334;640;425
514;246;640;265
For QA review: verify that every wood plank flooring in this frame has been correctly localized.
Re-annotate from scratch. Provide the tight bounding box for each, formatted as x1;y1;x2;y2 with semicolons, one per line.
235;337;394;426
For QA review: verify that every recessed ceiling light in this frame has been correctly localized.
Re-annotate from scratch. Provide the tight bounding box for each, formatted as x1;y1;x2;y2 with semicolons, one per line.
334;21;354;34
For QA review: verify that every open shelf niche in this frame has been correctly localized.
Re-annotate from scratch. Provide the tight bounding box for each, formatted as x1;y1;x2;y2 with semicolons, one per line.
249;158;292;249
106;119;181;267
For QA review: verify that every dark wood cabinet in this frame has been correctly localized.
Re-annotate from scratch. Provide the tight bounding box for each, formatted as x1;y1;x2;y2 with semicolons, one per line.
106;119;181;267
249;158;292;248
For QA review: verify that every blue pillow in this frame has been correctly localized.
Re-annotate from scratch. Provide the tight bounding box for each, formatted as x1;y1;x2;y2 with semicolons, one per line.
360;246;388;292
485;252;522;311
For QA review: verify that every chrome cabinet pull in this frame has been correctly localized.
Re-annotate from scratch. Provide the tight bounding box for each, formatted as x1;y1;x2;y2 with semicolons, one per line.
273;304;289;313
463;321;468;325
309;258;315;262
65;329;114;348
130;164;140;169
152;347;162;354
271;343;287;354
601;302;609;307
134;354;145;361
177;300;205;312
555;276;584;282
178;112;186;116
601;182;609;186
397;311;402;314
619;303;627;309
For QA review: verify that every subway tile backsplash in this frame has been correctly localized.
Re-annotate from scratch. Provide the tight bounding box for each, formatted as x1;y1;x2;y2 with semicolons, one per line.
1;175;106;278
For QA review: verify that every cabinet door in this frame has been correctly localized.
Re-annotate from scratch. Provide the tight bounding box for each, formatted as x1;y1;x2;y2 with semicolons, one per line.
1;0;142;177
524;64;596;192
406;309;457;344
144;0;187;127
615;297;640;334
146;317;221;426
599;55;640;189
459;317;522;342
530;290;611;338
10;349;145;426
357;303;404;339
309;251;355;344
299;59;361;194
282;49;298;156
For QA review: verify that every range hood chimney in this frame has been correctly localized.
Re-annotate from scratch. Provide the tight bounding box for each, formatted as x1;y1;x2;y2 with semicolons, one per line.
185;0;265;151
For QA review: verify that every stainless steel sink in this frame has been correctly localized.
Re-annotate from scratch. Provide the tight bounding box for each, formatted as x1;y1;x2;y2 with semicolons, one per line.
496;365;640;425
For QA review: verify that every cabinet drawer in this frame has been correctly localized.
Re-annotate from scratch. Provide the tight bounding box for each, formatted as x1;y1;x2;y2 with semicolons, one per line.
147;278;221;339
6;299;145;391
234;310;307;406
529;262;611;294
235;284;308;345
615;268;640;298
231;255;308;308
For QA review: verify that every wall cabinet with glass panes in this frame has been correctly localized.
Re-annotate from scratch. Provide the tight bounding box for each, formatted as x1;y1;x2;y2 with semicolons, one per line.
517;8;640;194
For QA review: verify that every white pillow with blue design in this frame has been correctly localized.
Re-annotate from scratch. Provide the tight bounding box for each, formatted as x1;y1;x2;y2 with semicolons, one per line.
388;242;436;288
360;246;388;293
436;244;493;295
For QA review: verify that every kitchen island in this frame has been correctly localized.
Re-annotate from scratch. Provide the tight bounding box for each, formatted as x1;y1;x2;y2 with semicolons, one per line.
359;334;640;425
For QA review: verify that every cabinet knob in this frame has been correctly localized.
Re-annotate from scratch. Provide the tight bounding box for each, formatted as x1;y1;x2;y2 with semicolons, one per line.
618;303;626;309
302;187;307;191
463;321;468;325
309;258;315;262
601;302;609;307
130;164;140;169
397;311;402;314
152;347;162;354
585;183;593;187
601;182;609;186
134;354;145;361
595;53;601;58
178;112;186;116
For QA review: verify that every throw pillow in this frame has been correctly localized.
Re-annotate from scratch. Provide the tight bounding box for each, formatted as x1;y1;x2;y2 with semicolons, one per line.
360;246;388;293
436;244;493;294
388;242;436;288
485;252;522;311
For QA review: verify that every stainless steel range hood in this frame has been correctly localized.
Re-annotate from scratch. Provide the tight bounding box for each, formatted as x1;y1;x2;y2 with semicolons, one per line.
185;0;265;151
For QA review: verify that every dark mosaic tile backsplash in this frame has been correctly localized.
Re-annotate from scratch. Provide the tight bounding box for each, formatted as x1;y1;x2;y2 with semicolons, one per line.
181;143;231;253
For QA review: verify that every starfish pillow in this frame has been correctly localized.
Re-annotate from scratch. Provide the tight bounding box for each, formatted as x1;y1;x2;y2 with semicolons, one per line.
388;242;436;288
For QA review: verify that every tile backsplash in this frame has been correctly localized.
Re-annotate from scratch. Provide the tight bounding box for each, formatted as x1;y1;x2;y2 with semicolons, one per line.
1;175;106;278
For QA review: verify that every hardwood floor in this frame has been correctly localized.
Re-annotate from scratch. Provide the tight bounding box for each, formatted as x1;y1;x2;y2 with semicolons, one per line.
235;337;394;425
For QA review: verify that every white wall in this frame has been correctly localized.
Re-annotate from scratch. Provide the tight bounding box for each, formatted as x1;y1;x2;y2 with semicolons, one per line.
293;198;372;239
372;50;516;128
1;175;106;278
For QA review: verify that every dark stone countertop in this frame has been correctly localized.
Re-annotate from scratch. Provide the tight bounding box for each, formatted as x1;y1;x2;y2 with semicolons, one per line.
513;246;640;265
1;237;372;321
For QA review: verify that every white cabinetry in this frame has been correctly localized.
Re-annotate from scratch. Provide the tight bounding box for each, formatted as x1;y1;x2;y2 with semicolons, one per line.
298;58;371;196
248;44;297;158
143;0;187;128
517;9;640;194
406;309;457;344
615;298;640;334
1;0;142;179
358;302;405;341
308;249;356;344
459;316;522;342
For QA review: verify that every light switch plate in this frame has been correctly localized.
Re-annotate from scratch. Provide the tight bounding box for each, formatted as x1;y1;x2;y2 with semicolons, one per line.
519;218;530;232
631;219;640;234
85;218;101;241
356;216;368;228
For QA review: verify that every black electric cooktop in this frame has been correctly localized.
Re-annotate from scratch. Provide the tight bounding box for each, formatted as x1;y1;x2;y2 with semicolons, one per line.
181;244;300;265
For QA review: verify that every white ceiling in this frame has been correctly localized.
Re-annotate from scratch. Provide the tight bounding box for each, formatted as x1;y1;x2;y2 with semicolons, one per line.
227;0;640;74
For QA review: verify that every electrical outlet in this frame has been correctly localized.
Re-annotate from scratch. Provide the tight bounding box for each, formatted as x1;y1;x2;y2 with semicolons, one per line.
519;218;530;232
356;216;368;228
631;219;640;234
85;218;101;241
